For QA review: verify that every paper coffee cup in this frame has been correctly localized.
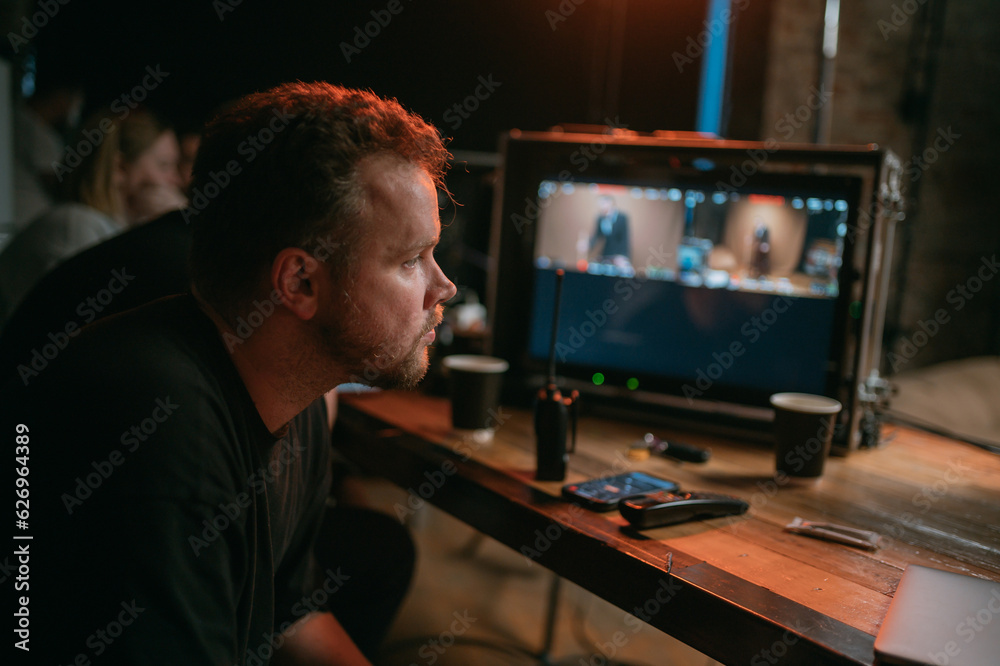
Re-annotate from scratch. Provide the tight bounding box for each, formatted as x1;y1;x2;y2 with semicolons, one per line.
769;392;842;477
441;355;508;431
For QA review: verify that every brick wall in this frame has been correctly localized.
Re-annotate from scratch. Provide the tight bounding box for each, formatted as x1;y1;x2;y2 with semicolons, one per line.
759;0;1000;373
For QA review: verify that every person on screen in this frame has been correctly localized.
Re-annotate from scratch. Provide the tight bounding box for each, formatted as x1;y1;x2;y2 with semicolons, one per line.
589;194;631;265
749;220;772;278
6;82;456;665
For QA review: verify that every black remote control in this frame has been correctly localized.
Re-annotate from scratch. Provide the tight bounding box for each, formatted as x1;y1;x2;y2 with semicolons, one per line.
618;490;749;529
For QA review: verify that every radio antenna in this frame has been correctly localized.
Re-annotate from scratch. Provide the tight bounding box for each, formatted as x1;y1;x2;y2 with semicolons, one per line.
547;269;565;385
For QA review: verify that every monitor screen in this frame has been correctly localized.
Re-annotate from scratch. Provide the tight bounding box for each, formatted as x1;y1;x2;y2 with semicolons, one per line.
527;179;853;404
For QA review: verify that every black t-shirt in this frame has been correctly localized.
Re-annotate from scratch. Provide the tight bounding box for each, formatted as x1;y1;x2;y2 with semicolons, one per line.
6;294;331;665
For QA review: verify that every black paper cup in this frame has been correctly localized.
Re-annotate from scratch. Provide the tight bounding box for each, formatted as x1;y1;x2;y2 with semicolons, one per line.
441;355;509;432
770;393;842;477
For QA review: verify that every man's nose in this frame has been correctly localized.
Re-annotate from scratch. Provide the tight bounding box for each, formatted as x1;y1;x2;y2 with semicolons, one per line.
425;261;457;309
433;276;458;308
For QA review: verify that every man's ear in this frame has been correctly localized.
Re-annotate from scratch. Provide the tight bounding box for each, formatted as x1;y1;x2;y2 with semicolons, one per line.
272;248;323;320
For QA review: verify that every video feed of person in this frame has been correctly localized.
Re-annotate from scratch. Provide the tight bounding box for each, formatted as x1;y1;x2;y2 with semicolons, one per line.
533;180;850;299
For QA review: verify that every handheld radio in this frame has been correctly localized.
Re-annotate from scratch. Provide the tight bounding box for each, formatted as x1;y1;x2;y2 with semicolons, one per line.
534;269;579;481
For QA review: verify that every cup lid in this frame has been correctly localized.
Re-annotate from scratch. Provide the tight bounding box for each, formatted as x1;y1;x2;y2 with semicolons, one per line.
769;392;842;414
441;354;509;373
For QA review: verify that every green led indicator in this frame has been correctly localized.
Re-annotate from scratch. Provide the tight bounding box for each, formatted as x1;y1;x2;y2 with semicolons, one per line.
592;372;605;386
626;378;639;390
850;300;863;319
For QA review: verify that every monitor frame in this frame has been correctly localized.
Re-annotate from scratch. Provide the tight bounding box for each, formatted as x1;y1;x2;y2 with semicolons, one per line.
486;130;900;451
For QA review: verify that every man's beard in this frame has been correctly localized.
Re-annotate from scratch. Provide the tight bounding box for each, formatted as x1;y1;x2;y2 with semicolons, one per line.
317;306;443;390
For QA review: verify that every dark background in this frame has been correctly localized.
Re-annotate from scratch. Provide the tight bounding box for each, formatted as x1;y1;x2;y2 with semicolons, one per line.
22;0;772;148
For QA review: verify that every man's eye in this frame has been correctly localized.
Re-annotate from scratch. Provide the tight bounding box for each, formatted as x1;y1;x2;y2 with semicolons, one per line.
403;256;421;268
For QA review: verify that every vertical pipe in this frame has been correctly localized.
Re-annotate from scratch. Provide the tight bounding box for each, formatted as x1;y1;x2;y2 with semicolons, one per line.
695;0;732;136
813;0;841;144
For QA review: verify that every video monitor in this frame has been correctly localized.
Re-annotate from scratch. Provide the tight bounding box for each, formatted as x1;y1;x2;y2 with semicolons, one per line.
489;132;889;443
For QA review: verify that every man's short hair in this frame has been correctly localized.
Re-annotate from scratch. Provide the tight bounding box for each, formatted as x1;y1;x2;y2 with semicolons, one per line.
188;82;449;324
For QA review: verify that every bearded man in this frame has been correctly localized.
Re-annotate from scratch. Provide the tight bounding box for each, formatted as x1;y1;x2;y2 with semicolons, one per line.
5;82;456;666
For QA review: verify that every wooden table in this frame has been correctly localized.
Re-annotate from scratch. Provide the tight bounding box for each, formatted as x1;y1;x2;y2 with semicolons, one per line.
332;390;1000;666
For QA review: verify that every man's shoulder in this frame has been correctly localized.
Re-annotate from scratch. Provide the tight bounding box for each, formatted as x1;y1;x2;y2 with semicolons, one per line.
36;208;191;295
14;295;222;393
6;295;265;504
89;294;228;375
0;210;193;376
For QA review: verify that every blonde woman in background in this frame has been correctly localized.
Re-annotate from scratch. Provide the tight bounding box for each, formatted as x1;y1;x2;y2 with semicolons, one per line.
0;107;185;327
